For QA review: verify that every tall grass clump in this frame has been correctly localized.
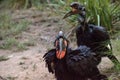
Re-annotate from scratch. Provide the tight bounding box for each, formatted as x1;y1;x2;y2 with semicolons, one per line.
52;0;120;33
83;0;120;33
0;0;47;9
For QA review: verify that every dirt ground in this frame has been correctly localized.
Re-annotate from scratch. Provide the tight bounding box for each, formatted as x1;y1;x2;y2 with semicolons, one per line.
0;9;120;80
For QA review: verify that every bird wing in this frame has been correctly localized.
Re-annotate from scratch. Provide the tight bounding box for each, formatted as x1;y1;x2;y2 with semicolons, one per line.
90;25;110;41
43;49;56;73
89;25;112;50
66;46;99;76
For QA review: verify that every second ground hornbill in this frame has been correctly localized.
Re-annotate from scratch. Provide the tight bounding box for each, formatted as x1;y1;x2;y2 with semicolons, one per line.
43;31;108;80
63;2;120;66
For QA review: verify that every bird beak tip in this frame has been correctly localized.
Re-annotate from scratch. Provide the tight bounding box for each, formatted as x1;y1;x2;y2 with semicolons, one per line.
62;16;66;19
63;11;73;19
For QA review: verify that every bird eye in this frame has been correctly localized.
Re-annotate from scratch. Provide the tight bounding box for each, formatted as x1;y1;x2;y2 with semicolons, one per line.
78;7;82;10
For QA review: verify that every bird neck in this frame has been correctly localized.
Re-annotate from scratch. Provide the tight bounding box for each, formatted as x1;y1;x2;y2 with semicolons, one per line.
78;10;86;22
78;13;89;32
81;23;88;32
78;20;89;32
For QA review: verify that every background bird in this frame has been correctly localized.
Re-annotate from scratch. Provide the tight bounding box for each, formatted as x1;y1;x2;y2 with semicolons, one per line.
43;31;107;80
63;2;120;66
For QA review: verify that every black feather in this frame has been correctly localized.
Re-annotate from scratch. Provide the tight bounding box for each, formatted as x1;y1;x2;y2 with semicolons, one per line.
43;49;56;73
43;45;107;80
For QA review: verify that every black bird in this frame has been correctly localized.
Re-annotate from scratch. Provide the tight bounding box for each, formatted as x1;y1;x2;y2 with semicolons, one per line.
43;31;107;80
63;2;120;66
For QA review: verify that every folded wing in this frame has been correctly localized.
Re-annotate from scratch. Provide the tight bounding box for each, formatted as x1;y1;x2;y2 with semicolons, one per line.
43;49;56;73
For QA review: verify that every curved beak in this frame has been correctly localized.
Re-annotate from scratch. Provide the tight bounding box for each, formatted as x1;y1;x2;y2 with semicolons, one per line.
63;8;78;19
63;11;73;19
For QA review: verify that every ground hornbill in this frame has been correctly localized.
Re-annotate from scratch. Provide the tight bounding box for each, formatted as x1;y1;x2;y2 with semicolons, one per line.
43;31;108;80
63;2;120;66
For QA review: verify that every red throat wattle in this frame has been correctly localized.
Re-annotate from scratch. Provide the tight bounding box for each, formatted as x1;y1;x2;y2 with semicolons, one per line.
55;40;67;59
56;49;66;59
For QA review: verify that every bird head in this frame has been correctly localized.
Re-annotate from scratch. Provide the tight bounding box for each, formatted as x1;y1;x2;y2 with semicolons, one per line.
63;2;86;23
54;31;69;59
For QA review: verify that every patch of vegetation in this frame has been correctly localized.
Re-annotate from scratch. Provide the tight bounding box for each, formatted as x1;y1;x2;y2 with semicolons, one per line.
21;57;29;60
0;0;47;9
23;40;35;46
0;37;34;51
106;39;120;79
0;56;9;62
32;63;37;71
57;0;120;33
0;38;17;49
6;76;17;80
112;39;120;55
104;67;120;80
19;61;25;65
0;12;30;50
0;0;120;33
17;43;28;51
0;13;29;39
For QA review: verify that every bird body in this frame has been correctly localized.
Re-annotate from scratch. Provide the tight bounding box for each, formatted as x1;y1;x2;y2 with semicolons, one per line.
76;24;110;52
63;2;120;65
43;31;107;80
43;46;107;80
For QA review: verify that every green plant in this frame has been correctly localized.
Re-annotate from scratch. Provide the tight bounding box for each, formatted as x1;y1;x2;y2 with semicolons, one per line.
50;0;120;33
0;38;17;49
23;40;35;46
0;12;29;50
6;76;17;80
112;39;120;55
0;56;9;62
32;63;37;71
84;0;120;33
10;20;29;35
0;13;29;39
19;61;25;65
0;0;47;9
17;43;28;51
